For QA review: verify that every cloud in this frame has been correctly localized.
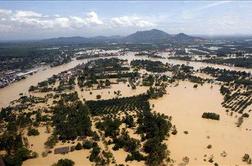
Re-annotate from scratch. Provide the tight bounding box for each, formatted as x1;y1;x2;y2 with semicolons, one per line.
86;11;103;25
111;16;155;27
70;16;87;27
10;10;44;26
70;11;104;27
54;17;71;28
2;10;103;29
0;9;12;16
15;10;42;18
0;8;155;33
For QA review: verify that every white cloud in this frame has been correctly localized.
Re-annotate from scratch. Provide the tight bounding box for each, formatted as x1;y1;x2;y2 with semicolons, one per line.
85;11;103;25
111;16;155;27
0;9;12;16
0;8;155;33
71;16;85;23
0;9;156;36
5;10;103;29
70;11;103;27
10;10;44;26
15;10;42;18
54;17;71;28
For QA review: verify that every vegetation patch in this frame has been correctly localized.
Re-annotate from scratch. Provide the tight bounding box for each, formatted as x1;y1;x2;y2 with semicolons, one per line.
202;112;220;120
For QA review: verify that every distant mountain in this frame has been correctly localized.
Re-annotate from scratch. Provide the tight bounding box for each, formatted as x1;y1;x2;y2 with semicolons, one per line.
35;29;204;45
41;36;89;45
88;35;122;43
172;33;197;42
123;29;172;43
124;29;204;43
40;36;122;45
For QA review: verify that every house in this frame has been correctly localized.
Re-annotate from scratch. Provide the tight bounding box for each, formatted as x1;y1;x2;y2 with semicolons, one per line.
54;146;70;154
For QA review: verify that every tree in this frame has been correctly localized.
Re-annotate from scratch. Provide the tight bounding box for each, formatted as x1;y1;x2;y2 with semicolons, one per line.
243;154;250;162
202;112;220;120
124;116;135;128
75;143;82;150
45;132;58;148
27;127;40;136
143;138;168;166
105;79;111;86
52;102;92;140
89;145;101;162
237;116;244;127
96;119;121;137
52;159;75;166
4;147;31;166
82;140;93;149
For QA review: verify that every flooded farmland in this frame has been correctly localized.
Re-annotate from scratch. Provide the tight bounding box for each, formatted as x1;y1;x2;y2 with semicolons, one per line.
1;52;252;109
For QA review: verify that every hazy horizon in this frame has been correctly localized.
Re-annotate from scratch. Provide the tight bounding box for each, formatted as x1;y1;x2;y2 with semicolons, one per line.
1;1;252;40
2;29;252;42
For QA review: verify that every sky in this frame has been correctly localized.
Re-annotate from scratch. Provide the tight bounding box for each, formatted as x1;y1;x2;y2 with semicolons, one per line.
0;1;252;40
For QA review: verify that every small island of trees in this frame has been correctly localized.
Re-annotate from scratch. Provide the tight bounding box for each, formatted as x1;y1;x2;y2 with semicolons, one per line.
202;112;220;120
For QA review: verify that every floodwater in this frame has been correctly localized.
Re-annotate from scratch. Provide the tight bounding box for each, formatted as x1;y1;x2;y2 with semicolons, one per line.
23;83;147;166
0;58;91;108
75;82;149;101
127;52;252;73
23;81;252;166
1;52;252;108
2;51;252;165
23;148;91;166
150;81;252;166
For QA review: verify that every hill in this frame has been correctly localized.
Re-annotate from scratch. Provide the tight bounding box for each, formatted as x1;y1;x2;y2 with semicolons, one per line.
6;29;204;45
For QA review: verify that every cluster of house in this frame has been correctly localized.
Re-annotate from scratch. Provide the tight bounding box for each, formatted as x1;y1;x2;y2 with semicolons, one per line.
0;70;23;88
0;69;38;89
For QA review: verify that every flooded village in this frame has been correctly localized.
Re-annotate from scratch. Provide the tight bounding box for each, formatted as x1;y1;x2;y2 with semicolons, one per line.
1;0;252;165
1;46;252;166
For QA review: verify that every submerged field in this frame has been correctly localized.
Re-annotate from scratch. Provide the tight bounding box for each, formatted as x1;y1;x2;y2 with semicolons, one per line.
151;81;252;165
1;55;252;166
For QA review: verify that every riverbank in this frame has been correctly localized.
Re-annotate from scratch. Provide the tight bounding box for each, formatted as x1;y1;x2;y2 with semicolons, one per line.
0;58;91;108
1;52;252;108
